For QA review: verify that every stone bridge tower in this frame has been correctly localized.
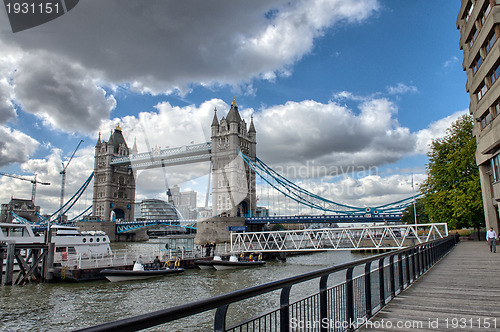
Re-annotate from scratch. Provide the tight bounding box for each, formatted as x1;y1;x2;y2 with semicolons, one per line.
92;125;136;222
210;99;256;218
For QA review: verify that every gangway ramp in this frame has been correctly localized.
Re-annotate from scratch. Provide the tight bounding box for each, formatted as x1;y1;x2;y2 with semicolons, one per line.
230;223;448;253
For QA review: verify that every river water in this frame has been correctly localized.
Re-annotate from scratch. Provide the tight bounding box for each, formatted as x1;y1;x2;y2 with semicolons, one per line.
0;242;372;332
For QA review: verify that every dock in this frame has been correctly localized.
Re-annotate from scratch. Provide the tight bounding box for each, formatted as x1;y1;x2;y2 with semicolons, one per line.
358;241;500;331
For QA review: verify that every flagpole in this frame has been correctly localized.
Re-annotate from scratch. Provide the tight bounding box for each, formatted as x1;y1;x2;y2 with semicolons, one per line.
412;173;417;225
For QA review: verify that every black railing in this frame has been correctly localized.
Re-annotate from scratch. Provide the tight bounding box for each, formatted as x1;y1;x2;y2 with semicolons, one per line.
76;235;459;332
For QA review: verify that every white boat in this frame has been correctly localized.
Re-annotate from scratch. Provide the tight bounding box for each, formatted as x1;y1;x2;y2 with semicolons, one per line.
211;255;266;271
50;225;112;260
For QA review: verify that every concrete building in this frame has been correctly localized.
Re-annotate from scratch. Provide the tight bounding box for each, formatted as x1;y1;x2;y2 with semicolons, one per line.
170;185;197;219
457;0;500;232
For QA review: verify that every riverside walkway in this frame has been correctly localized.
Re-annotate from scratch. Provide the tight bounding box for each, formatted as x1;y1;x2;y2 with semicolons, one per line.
358;241;500;331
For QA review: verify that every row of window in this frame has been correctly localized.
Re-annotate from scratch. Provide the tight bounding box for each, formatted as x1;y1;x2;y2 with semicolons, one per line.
479;98;500;130
472;28;498;75
466;1;491;47
476;61;500;102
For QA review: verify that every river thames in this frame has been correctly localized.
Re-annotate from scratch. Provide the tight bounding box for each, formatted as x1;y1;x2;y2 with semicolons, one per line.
0;242;372;331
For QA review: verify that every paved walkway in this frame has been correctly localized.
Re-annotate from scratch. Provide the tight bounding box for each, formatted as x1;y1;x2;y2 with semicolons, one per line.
358;241;500;331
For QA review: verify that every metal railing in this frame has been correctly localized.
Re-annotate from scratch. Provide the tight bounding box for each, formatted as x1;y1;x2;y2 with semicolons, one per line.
75;235;459;332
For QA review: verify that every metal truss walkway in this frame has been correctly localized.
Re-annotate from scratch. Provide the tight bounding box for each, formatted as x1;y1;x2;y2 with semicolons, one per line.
230;223;448;252
110;142;211;170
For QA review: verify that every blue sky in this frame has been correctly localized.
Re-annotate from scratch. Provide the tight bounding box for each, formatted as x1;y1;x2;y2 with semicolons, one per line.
0;1;469;216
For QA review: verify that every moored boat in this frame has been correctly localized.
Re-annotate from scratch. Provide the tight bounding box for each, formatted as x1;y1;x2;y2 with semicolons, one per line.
211;255;266;271
100;267;184;282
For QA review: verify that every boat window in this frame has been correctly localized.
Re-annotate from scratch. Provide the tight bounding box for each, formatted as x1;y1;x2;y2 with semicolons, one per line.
90;238;93;243
96;238;100;242
82;238;86;243
56;247;66;253
102;238;107;242
68;247;76;254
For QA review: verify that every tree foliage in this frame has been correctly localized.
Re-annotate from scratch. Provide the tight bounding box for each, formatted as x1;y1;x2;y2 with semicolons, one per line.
401;199;429;224
420;115;484;230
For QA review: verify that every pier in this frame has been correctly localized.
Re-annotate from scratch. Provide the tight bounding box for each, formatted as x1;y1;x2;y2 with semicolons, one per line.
357;240;500;331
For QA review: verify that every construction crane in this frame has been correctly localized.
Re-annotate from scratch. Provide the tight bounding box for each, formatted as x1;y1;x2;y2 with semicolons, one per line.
0;173;50;204
59;140;84;221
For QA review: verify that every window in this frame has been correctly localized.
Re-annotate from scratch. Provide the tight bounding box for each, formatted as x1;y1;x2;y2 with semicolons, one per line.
485;32;497;55
465;1;474;23
492;99;500;118
490;62;500;86
492;155;500;182
473;55;483;73
480;111;493;129
479;2;491;28
485;3;491;19
469;27;478;49
477;82;488;101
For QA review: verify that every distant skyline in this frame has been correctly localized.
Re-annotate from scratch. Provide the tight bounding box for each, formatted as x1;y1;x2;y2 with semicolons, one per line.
0;1;469;217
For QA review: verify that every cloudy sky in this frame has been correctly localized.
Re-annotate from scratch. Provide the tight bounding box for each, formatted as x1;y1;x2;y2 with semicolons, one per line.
0;0;469;217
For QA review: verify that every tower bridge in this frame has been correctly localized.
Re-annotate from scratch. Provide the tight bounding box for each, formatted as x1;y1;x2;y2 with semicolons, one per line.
16;98;418;243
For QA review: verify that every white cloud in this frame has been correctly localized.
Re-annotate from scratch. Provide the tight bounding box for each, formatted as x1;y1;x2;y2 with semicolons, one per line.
0;126;39;166
415;109;468;154
0;47;17;124
0;146;95;215
386;83;418;95
1;0;380;98
255;98;415;174
13;51;116;134
443;56;459;68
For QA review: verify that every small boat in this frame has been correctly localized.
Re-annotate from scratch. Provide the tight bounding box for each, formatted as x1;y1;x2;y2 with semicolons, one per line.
211;255;266;271
100;267;184;282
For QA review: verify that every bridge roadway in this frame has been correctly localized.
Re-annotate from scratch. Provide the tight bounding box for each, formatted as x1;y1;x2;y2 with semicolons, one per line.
358;241;500;331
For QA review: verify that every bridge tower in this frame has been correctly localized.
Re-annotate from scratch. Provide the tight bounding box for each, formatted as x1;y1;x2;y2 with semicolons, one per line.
92;125;136;222
211;99;256;217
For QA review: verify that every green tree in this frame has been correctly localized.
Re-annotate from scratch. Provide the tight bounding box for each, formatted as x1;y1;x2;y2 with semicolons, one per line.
401;198;429;224
420;115;484;234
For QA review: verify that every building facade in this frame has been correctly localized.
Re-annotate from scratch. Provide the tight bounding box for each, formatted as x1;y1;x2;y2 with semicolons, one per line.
211;99;257;217
139;199;180;221
170;185;197;219
458;0;500;232
0;198;40;223
92;125;137;222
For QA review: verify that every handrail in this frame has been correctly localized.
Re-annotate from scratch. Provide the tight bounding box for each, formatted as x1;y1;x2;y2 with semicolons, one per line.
75;235;458;332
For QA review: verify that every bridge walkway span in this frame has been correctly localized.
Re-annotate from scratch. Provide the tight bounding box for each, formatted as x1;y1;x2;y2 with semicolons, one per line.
358;241;500;331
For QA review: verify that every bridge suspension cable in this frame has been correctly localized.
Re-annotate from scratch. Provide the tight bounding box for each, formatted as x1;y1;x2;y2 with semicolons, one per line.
46;172;94;222
239;151;417;215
